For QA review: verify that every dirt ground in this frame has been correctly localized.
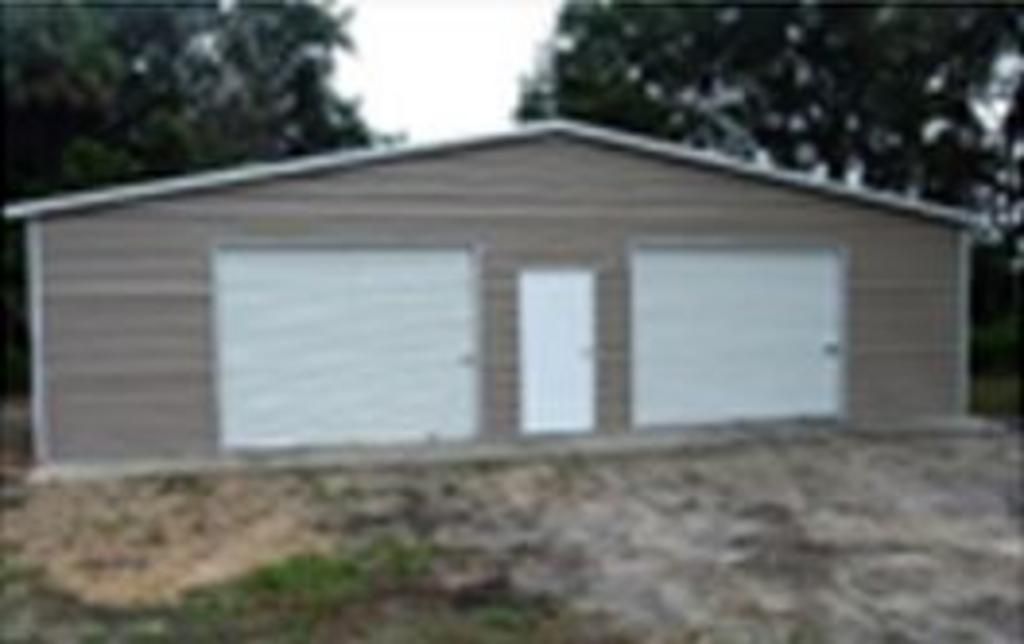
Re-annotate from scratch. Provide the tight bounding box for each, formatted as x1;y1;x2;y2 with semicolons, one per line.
1;427;1022;643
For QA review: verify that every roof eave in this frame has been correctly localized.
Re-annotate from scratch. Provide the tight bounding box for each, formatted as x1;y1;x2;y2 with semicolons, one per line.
2;121;566;221
3;119;975;229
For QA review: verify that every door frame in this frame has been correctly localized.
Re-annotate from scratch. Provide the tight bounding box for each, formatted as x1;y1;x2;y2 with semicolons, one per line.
627;237;850;428
516;265;599;435
209;238;486;452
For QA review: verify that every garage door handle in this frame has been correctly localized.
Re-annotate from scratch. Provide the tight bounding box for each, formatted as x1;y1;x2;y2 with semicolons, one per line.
823;341;841;356
459;354;477;366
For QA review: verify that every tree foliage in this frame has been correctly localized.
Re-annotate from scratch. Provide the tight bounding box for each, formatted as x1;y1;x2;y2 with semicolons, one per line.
2;0;375;394
4;0;373;199
519;2;1022;232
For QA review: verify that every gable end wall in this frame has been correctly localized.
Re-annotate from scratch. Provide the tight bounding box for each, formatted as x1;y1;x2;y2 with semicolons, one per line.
34;137;965;462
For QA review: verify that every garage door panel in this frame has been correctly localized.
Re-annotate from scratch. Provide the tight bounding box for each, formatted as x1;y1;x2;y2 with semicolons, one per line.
216;248;475;448
632;247;842;425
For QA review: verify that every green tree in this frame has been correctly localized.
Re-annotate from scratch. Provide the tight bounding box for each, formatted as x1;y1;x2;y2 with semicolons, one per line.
4;0;372;199
2;0;375;395
519;2;1022;229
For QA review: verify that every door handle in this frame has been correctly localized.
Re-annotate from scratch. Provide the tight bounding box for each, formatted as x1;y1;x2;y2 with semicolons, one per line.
823;341;841;356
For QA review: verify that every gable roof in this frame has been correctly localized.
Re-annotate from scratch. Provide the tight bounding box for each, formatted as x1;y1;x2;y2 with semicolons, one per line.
4;119;974;228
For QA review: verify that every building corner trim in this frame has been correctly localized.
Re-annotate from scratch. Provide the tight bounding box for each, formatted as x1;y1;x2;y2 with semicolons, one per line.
957;231;972;415
27;222;51;463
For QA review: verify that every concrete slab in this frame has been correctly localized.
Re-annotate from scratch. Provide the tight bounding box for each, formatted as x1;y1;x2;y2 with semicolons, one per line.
27;416;1012;484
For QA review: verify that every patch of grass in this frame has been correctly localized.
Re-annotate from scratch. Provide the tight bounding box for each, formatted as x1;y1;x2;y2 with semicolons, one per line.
0;552;38;591
472;601;546;631
232;537;432;607
971;313;1021;419
168;540;627;643
176;538;438;640
972;315;1020;375
3;541;603;644
972;373;1021;418
238;553;365;611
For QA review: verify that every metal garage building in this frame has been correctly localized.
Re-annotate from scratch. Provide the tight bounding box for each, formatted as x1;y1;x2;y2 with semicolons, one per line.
5;120;973;466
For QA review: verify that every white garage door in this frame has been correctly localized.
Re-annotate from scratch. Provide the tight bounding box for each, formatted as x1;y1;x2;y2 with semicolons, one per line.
632;247;843;426
215;247;476;449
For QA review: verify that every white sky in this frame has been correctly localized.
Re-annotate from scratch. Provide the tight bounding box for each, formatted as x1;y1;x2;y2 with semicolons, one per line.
339;0;563;142
334;2;1022;147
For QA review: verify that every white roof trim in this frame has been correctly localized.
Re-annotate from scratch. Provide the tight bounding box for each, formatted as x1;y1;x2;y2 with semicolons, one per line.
4;118;974;228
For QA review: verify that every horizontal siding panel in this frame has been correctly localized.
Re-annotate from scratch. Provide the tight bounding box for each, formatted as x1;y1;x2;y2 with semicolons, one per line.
49;359;208;379
850;281;956;291
44;218;211;252
853;327;958;352
45;297;207;332
119;199;922;228
46;343;206;369
53;213;930;246
43;263;202;286
850;245;957;284
849;347;956;358
50;379;209;404
45;250;205;267
45;281;208;297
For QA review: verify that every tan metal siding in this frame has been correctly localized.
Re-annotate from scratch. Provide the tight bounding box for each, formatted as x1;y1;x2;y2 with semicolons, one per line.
39;136;964;462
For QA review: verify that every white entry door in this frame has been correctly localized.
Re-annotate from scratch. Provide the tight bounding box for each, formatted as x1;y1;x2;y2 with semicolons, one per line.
518;269;596;434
